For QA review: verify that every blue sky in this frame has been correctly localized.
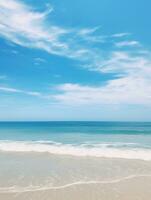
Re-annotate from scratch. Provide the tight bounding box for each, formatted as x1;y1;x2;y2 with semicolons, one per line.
0;0;151;121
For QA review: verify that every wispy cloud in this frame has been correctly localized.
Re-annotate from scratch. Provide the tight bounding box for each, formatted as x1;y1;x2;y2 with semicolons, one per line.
97;51;151;74
77;27;104;43
115;40;140;48
0;0;103;62
0;0;68;55
111;32;130;38
0;0;146;73
0;86;41;97
0;0;132;68
34;57;47;65
1;0;151;107
52;50;151;105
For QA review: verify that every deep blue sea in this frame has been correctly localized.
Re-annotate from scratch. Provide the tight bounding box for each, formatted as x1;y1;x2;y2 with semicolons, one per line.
0;121;151;160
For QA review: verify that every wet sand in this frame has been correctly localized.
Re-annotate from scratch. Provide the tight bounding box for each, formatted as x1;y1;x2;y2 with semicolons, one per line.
0;152;151;200
1;176;151;200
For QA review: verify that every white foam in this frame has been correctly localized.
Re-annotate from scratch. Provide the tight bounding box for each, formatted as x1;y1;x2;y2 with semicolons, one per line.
0;140;151;161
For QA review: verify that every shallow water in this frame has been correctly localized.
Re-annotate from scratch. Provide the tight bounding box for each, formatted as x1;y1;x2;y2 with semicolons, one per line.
0;122;151;199
1;122;151;160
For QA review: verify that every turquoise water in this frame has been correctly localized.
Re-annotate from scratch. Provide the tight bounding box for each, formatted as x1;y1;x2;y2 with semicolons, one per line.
0;121;151;160
1;122;151;196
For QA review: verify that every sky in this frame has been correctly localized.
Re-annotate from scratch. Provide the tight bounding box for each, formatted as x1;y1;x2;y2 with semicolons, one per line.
0;0;151;121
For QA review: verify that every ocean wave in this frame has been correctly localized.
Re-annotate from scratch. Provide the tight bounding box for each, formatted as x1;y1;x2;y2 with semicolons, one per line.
0;140;151;160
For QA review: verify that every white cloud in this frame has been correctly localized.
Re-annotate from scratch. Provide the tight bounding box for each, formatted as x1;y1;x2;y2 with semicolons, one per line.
34;57;47;65
0;0;146;73
1;0;151;107
0;0;104;63
0;0;69;55
34;58;46;63
0;0;131;68
111;32;130;38
115;40;140;48
0;86;20;93
0;86;41;97
97;51;151;74
52;50;151;105
78;27;99;35
77;27;104;43
52;75;151;105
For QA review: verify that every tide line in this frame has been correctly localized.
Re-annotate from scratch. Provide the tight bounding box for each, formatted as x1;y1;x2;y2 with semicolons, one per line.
0;174;151;194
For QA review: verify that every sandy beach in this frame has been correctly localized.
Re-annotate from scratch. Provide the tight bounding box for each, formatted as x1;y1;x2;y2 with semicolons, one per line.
0;152;151;200
1;176;151;200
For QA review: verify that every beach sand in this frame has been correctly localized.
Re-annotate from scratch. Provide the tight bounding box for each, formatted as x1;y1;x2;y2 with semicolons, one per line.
1;176;151;200
0;153;151;200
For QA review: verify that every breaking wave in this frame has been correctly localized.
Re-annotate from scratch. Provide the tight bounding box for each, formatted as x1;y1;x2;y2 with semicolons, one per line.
0;140;151;161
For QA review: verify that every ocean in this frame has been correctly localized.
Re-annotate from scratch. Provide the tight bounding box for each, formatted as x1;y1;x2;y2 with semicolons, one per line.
0;121;151;200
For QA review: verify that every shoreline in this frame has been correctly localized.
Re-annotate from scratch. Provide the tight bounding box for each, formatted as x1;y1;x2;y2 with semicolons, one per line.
1;176;151;200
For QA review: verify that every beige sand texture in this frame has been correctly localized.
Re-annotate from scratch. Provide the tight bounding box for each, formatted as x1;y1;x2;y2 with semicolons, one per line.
1;175;151;200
